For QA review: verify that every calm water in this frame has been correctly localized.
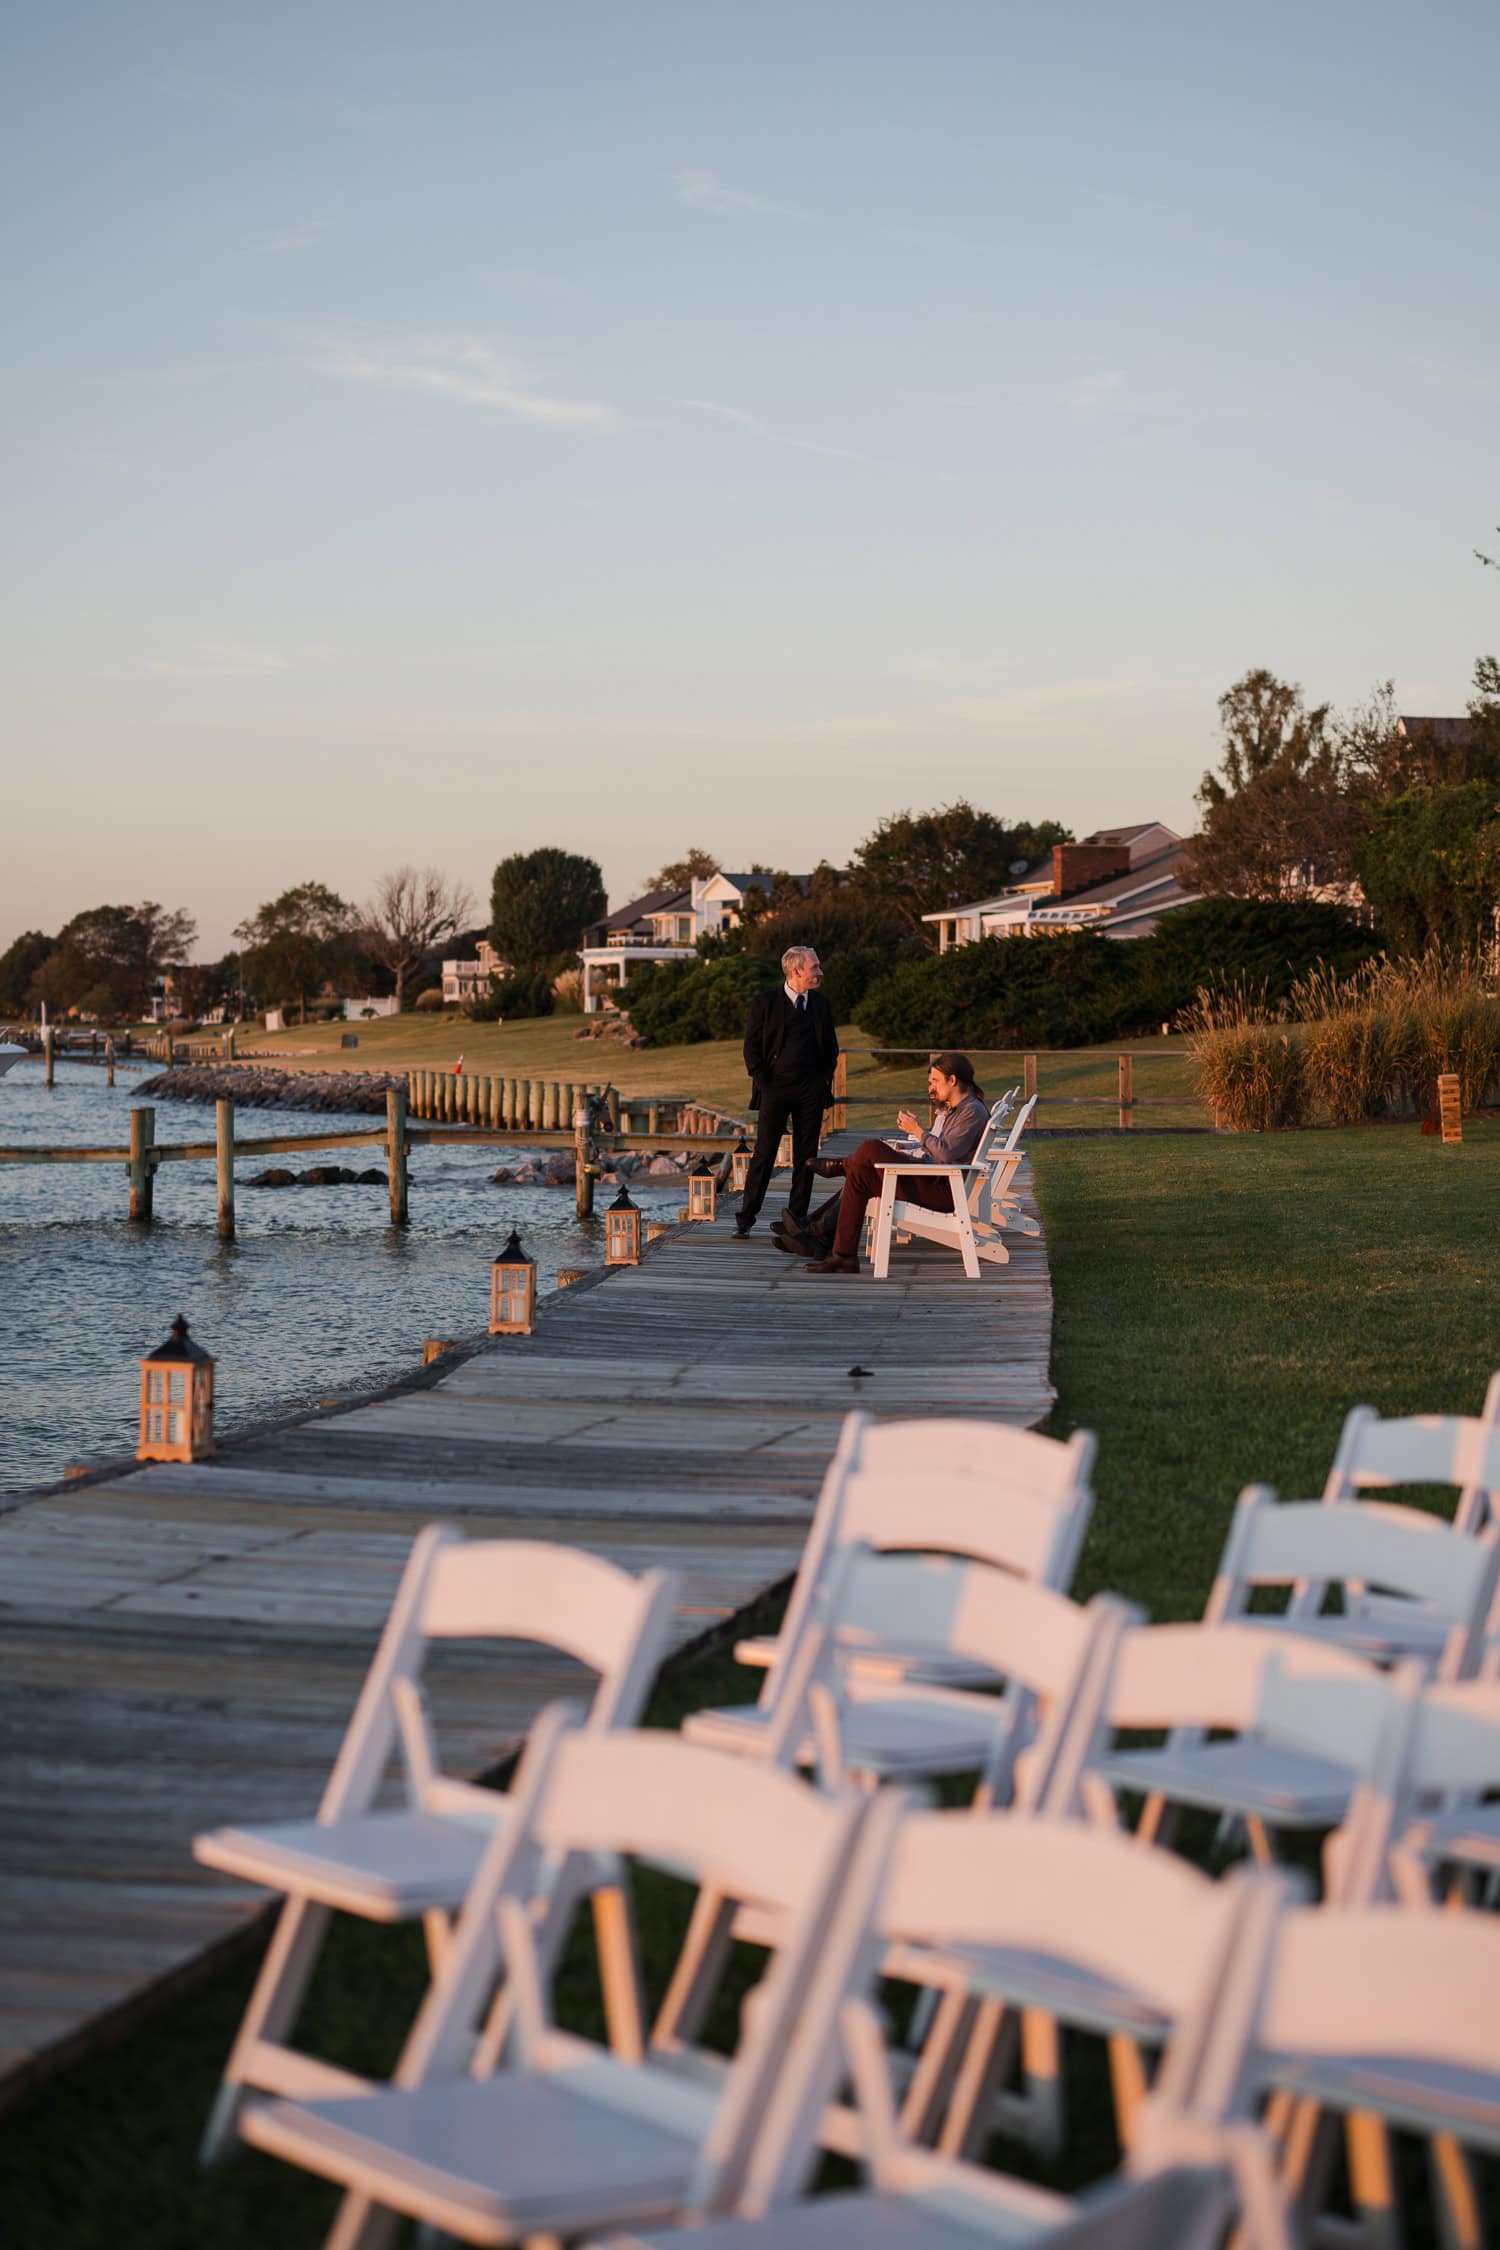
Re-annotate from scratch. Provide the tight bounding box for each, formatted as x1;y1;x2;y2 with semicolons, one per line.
0;1060;685;1493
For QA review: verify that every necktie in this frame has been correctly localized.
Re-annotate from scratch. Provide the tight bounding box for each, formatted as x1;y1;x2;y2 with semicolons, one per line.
796;993;805;1011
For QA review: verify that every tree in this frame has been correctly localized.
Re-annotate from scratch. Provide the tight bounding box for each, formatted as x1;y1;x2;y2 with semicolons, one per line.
360;866;474;1012
233;882;358;1022
849;802;1072;930
1353;782;1500;953
23;902;196;1018
489;848;605;972
640;847;717;895
0;930;54;1016
1181;669;1365;899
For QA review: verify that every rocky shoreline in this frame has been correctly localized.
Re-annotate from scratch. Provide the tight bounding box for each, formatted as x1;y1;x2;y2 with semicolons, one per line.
136;1064;406;1113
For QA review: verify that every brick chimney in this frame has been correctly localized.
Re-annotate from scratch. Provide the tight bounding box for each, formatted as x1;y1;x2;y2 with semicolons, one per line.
1050;842;1130;898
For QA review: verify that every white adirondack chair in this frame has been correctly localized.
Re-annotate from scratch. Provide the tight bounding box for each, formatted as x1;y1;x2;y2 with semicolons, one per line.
193;1527;678;2159
732;1410;1097;1691
1193;1901;1500;2250
241;1712;885;2250
608;1813;1291;2250
1285;1378;1500;1658
1200;1484;1500;1680
868;1094;1040;1281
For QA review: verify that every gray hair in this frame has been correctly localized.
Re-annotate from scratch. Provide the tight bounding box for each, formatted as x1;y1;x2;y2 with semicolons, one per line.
781;945;820;976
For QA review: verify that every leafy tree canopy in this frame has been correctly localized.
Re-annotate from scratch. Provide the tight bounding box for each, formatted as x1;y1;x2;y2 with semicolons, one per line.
490;848;605;971
1353;781;1500;954
738;888;922;1023
850;802;1072;930
0;929;55;1015
640;847;717;895
233;882;357;1020
1184;669;1380;900
25;902;196;1018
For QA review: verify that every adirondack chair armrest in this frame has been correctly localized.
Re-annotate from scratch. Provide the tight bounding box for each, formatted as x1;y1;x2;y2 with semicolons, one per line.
873;1162;966;1175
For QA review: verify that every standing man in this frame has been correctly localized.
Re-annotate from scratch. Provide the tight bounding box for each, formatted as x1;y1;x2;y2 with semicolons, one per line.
734;946;839;1238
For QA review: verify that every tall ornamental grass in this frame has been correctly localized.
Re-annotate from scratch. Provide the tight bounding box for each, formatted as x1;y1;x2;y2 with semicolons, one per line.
1372;948;1500;1114
1294;962;1409;1126
1187;982;1308;1131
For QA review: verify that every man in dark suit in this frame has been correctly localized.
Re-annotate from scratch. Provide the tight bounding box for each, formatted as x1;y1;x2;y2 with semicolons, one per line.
734;946;839;1237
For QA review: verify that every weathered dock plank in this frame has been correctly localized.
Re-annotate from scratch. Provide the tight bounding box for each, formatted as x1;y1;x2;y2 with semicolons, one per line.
0;1154;1053;2106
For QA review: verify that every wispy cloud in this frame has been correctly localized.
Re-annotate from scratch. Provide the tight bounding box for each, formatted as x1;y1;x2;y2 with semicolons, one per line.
675;170;794;218
147;643;293;680
1059;365;1131;416
685;397;867;464
254;219;333;255
315;334;621;429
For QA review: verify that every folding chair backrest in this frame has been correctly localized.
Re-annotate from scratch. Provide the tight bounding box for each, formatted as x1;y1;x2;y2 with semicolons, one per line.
1400;1673;1500;1794
1244;1905;1500;2129
1207;1487;1500;1642
1324;1377;1500;1536
317;1525;678;1820
1093;1622;1398;1775
829;1549;1109;1699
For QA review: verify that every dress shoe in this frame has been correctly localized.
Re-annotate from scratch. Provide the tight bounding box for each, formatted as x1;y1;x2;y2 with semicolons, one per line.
806;1157;846;1178
803;1253;860;1275
733;1219;755;1238
774;1217;824;1258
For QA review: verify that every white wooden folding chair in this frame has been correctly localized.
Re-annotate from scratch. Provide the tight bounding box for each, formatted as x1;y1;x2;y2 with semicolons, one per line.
1286;1378;1500;1658
869;1094;1040;1280
732;1410;1097;1690
1195;1901;1500;2250
1057;1619;1413;1863
685;1487;1114;1802
609;1813;1292;2250
1200;1484;1500;1679
193;1527;678;2159
241;1712;885;2250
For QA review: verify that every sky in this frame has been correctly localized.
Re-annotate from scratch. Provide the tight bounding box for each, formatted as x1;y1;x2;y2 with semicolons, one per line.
2;0;1497;957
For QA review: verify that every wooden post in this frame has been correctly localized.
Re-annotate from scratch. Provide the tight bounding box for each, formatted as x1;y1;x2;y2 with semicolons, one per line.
830;1051;847;1133
216;1099;235;1242
43;1026;54;1087
1023;1053;1038;1107
1118;1054;1134;1130
128;1105;155;1224
575;1099;595;1219
226;1022;236;1060
105;1037;115;1087
605;1086;620;1131
502;1076;516;1128
648;1101;660;1137
387;1086;409;1226
1438;1072;1463;1145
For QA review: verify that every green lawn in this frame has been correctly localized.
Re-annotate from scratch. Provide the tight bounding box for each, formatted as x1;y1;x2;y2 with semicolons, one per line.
3;1121;1496;2243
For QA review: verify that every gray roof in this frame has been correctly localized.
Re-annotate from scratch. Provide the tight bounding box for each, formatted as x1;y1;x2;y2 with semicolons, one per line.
1398;715;1472;746
1040;844;1191;912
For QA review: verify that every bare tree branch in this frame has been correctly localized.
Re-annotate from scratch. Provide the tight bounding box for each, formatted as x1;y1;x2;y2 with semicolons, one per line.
360;866;474;1011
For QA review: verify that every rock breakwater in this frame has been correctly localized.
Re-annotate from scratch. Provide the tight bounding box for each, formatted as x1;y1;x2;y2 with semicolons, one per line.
136;1065;406;1113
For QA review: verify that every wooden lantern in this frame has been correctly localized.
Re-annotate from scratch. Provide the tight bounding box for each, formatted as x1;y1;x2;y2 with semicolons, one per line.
731;1135;751;1192
138;1313;215;1462
687;1159;716;1222
605;1183;641;1265
490;1228;536;1334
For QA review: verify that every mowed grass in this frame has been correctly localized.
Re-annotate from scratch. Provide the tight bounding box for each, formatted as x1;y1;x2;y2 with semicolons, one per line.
195;1010;1205;1130
3;1121;1497;2245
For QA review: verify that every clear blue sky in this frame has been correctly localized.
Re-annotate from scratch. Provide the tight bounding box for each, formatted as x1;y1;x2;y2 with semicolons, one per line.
3;0;1495;955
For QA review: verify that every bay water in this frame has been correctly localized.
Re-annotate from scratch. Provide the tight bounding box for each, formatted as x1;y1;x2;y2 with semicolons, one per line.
0;1060;687;1493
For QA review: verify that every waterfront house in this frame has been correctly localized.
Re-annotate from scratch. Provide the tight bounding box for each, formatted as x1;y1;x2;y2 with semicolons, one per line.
922;823;1195;950
579;871;808;1012
441;939;507;1006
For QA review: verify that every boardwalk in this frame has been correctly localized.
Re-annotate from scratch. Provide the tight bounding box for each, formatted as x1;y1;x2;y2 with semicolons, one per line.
0;1153;1053;2106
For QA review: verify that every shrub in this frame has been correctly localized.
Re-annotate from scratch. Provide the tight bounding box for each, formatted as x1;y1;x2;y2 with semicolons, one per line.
552;967;584;1014
740;891;923;1023
1293;964;1408;1126
1371;948;1500;1114
624;954;779;1046
1187;984;1308;1130
467;969;554;1022
413;989;448;1012
1137;898;1381;1025
859;931;1142;1050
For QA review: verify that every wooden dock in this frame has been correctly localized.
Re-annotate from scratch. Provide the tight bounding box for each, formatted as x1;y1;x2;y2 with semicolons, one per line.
0;1151;1054;2107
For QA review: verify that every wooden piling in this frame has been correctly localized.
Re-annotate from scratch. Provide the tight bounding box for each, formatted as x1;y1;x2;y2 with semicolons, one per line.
105;1037;115;1088
1118;1054;1134;1130
216;1100;235;1242
648;1101;660;1136
1024;1053;1038;1106
575;1098;595;1220
128;1106;155;1224
43;1027;54;1087
387;1086;409;1226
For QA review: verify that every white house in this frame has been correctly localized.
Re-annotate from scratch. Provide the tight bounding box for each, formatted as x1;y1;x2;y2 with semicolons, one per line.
441;939;506;1006
579;871;804;1013
923;824;1195;950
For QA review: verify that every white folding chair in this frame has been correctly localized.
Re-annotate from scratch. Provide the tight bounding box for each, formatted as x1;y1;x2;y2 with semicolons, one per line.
1286;1378;1500;1656
1201;1484;1500;1679
733;1410;1097;1690
869;1094;1040;1280
610;1812;1291;2250
1198;1901;1500;2250
193;1527;678;2158
241;1713;883;2250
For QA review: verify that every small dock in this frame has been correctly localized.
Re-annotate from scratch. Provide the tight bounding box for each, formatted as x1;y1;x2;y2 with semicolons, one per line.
0;1150;1054;2106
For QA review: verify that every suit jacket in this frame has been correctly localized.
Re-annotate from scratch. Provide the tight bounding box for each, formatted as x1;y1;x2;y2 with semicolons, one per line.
743;987;839;1111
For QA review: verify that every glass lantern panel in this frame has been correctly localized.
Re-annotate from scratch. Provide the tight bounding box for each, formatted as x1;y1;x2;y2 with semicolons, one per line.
147;1370;165;1404
167;1410;182;1442
169;1370;187;1404
148;1409;164;1440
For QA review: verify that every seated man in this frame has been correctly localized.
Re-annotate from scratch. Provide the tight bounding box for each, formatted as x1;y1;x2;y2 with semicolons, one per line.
797;1051;992;1275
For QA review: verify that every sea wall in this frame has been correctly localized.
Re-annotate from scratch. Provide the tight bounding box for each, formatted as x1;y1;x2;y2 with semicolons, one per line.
135;1065;404;1113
